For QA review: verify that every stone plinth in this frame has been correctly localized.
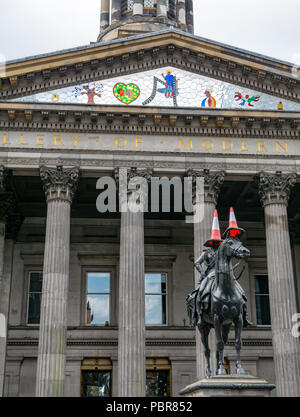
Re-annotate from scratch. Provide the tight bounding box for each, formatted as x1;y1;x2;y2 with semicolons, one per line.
179;375;275;397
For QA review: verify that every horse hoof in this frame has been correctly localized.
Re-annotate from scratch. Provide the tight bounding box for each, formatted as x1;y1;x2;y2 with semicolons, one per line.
217;367;227;376
205;370;212;379
236;367;246;375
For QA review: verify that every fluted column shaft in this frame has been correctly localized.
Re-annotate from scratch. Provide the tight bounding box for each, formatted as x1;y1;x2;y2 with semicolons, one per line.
176;0;186;25
188;169;225;379
117;167;151;397
118;209;145;396
259;171;300;397
133;0;144;15
0;167;15;396
157;0;168;17
100;0;110;32
111;0;122;24
36;165;79;397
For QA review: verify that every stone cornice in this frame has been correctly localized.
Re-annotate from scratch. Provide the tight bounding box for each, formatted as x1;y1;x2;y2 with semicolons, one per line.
0;103;299;138
1;31;299;102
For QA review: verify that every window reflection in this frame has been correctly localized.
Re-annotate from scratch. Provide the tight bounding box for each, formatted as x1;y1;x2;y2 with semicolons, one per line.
81;371;111;397
86;273;110;325
27;272;43;324
145;273;167;325
255;275;271;325
146;370;170;397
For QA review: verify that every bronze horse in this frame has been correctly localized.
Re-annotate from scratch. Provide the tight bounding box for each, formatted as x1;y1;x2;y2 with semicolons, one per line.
191;236;250;377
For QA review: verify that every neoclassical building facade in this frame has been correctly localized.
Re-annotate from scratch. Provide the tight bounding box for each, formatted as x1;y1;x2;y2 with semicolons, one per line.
0;0;299;397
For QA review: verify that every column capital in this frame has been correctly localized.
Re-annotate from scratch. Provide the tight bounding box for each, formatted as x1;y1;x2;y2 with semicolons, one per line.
114;167;153;209
40;164;80;204
258;171;296;207
186;168;225;205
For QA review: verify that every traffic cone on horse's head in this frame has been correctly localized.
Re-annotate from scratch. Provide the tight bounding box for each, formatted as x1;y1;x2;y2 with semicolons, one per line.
204;209;222;247
223;207;245;238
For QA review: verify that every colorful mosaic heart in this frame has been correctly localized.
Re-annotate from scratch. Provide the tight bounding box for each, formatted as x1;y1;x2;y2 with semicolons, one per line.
113;83;140;104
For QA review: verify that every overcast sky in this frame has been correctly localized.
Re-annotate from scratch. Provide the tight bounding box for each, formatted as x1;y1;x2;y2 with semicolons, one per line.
1;0;300;65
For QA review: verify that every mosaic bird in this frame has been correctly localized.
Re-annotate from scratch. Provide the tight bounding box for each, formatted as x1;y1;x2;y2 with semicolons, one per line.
235;92;260;107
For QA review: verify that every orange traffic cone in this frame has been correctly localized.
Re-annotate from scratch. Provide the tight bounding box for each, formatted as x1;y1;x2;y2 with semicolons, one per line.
204;209;222;247
223;207;245;238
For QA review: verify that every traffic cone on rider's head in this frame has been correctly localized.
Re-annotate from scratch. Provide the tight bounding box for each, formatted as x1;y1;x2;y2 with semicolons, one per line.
204;209;222;247
223;207;245;238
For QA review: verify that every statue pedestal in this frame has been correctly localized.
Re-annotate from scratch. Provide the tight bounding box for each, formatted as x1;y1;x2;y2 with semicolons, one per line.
179;374;275;397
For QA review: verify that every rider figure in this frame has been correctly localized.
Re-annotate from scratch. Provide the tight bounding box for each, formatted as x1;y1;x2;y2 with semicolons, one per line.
193;208;252;327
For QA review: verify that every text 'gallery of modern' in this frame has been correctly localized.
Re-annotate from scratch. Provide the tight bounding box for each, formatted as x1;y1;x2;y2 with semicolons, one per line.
0;0;300;397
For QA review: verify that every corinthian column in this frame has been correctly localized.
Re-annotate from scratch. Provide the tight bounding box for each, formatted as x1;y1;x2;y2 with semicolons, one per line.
116;167;152;397
258;171;300;397
0;166;15;397
187;169;225;378
35;164;79;397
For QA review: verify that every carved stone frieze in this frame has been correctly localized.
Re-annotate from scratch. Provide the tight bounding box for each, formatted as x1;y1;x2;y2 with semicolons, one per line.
186;168;225;205
258;171;297;206
40;164;80;203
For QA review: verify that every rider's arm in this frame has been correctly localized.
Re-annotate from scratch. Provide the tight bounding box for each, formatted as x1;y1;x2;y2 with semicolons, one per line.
194;253;206;279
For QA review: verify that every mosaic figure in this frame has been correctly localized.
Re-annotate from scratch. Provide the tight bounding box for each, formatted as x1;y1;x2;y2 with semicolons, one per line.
81;84;102;104
142;70;179;107
201;89;217;107
278;101;283;110
235;92;260;107
113;83;140;104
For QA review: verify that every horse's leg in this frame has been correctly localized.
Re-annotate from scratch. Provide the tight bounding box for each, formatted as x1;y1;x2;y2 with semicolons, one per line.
213;314;226;375
234;314;246;374
222;323;232;345
198;324;212;378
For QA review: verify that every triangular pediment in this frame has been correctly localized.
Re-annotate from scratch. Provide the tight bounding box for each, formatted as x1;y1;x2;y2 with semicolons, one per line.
9;66;300;111
1;30;300;108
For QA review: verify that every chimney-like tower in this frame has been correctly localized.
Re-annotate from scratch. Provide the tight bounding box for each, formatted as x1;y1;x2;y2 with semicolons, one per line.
97;0;194;42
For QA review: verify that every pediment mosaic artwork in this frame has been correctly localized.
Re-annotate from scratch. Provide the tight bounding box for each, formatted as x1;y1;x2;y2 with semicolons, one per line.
11;67;300;111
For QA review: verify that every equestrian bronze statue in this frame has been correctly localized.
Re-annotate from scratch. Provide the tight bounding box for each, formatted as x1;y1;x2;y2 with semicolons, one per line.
187;208;251;377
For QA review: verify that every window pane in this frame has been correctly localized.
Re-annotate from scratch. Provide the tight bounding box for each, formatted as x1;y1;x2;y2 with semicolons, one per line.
82;371;111;397
146;370;170;397
87;294;109;324
254;275;269;294
145;273;166;294
146;294;166;324
29;272;43;292
87;273;110;293
28;293;42;324
256;295;271;325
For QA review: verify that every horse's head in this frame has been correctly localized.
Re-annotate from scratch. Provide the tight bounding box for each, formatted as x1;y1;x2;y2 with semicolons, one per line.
221;237;250;260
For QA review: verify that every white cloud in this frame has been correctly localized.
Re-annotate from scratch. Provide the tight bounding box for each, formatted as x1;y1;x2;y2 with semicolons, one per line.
1;0;299;62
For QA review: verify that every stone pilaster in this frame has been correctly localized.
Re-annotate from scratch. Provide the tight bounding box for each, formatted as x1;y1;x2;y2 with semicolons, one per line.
176;0;186;26
187;168;225;378
185;0;194;33
100;0;110;32
35;164;79;397
116;167;152;397
0;166;16;397
133;0;144;15
111;0;122;24
258;171;300;397
157;0;168;17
